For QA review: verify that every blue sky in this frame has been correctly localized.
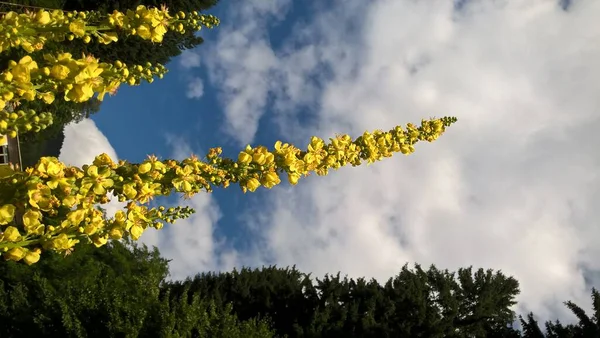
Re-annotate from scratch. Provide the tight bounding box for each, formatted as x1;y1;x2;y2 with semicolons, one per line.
58;0;600;324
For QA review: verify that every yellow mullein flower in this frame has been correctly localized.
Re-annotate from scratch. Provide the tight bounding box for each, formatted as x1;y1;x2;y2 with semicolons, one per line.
50;64;70;80
125;207;149;240
238;152;252;165
92;234;108;248
245;177;261;192
0;204;15;225
1;226;21;242
93;153;116;168
252;152;266;165
35;10;51;24
27;184;53;211
136;24;151;39
23;248;41;265
65;209;86;227
287;172;301;185
138;162;152;174
108;10;125;26
50;233;79;251
123;183;138;199
261;172;281;189
40;91;55;104
22;209;42;230
130;224;144;240
81;165;114;195
68;20;86;37
62;195;78;208
108;226;124;240
4;247;26;262
137;182;161;203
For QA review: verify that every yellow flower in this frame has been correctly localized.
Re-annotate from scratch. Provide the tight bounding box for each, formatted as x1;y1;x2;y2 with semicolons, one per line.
50;64;70;80
51;233;79;251
287;172;301;185
99;31;119;44
114;210;127;225
238;152;252;165
35;10;51;25
123;183;138;199
66;209;86;227
4;247;26;262
108;10;125;26
92;234;108;247
138;162;152;174
23;248;41;265
68;20;86;37
136;24;151;40
66;83;94;102
81;165;114;195
245;177;261;192
252;152;266;165
22;209;41;228
11;58;36;85
130;224;144;240
261;172;281;189
1;226;21;242
40;91;55;104
27;184;53;211
0;204;15;225
62;195;78;208
109;227;124;240
151;26;167;42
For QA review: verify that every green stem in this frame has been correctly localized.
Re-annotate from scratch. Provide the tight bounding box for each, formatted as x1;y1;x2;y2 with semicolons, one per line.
0;232;84;250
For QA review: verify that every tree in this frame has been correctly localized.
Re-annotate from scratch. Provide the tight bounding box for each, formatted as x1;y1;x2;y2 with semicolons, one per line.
162;264;522;337
519;288;600;338
0;237;275;337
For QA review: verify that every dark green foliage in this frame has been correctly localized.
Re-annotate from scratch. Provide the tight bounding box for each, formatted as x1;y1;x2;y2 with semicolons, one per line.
0;238;275;338
163;264;522;338
0;237;170;337
4;235;600;338
514;288;600;337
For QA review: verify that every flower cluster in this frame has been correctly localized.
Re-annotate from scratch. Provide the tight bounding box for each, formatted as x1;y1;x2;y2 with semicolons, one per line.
0;54;167;135
0;117;456;264
0;6;220;54
0;109;53;137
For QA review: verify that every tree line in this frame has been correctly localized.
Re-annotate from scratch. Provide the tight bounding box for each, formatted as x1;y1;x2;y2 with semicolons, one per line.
0;238;597;337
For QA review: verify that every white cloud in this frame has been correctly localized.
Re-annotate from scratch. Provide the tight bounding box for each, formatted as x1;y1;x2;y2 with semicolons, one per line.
180;50;201;69
59;119;124;218
59;119;118;167
186;77;205;99
222;0;600;325
202;0;291;145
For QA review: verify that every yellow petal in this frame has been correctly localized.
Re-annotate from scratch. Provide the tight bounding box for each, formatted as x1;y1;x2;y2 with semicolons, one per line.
1;226;21;242
4;247;26;262
138;162;152;174
130;224;144;240
23;250;41;265
0;204;15;225
22;209;41;228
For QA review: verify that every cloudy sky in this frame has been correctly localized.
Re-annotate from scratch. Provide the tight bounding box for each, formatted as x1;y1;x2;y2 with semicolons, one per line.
59;0;600;324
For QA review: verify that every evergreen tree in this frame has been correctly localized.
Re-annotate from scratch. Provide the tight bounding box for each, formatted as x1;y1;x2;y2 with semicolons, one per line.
163;264;523;338
0;238;274;337
520;288;600;338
